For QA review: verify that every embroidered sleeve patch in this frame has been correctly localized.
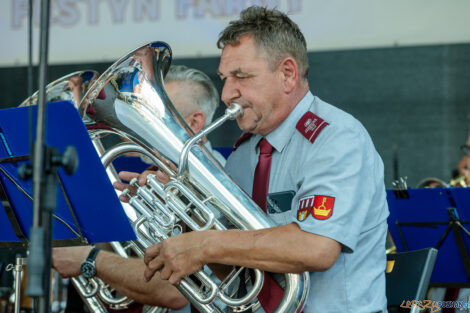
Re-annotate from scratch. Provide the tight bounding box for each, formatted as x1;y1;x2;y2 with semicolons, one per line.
296;111;329;143
297;196;314;221
311;195;335;220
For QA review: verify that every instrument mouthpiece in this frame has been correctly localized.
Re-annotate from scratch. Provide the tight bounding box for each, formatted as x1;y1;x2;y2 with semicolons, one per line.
226;102;243;120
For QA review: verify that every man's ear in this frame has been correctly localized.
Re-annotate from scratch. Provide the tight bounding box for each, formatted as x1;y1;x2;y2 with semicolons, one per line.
186;111;206;133
279;57;298;93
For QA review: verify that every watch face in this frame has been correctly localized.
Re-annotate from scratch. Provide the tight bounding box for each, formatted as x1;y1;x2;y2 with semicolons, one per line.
80;261;96;279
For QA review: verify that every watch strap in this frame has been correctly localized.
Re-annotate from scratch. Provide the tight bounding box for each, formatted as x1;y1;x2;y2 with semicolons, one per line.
80;247;100;278
85;247;100;263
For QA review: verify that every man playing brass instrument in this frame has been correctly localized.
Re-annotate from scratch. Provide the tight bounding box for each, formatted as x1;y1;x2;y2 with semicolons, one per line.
53;65;225;311
142;6;389;313
57;6;389;313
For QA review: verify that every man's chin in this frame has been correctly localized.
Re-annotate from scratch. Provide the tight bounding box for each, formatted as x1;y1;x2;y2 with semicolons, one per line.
235;118;253;132
237;112;265;134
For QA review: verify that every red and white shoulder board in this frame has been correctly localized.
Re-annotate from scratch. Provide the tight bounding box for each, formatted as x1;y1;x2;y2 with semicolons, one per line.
296;111;329;144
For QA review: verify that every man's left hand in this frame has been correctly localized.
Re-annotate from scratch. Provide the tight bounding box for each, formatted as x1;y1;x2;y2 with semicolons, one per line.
143;232;208;285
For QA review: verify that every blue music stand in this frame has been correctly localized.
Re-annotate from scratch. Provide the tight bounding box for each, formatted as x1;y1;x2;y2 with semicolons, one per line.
387;188;470;286
0;101;136;248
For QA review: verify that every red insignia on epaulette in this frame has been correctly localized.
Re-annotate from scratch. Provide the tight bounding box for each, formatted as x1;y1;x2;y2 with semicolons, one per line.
232;132;253;151
311;195;335;220
296;111;329;143
297;196;314;221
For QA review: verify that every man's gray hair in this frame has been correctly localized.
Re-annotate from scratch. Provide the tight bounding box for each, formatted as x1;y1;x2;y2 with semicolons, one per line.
217;6;309;80
165;65;219;126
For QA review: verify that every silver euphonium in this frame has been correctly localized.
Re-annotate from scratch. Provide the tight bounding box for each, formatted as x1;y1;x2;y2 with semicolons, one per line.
19;70;164;313
78;41;309;313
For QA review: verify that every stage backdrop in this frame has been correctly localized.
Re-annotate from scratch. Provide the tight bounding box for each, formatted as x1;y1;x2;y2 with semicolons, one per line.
1;0;470;66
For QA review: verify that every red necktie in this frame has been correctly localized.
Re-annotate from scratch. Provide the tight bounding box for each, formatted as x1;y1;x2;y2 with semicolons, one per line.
252;139;273;211
252;139;284;313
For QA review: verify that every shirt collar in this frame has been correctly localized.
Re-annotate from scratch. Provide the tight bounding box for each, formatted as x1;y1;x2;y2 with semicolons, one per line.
263;91;314;153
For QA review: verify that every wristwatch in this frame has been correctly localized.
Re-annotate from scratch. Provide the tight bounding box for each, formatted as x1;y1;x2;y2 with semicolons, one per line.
80;247;100;279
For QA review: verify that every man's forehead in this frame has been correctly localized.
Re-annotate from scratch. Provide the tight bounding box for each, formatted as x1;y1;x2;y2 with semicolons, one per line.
218;52;266;77
218;37;261;67
218;47;241;74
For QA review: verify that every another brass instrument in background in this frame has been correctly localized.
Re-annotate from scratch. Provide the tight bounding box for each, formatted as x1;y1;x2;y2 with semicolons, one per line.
19;70;99;108
416;176;467;188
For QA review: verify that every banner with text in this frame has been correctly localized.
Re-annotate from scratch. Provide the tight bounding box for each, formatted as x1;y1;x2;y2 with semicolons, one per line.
1;0;470;67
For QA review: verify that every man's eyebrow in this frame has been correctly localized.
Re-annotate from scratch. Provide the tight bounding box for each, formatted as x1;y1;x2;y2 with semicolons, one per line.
217;68;252;80
230;68;244;75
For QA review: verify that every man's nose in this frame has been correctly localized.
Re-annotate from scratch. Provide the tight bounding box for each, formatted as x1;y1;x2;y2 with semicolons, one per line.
221;79;240;105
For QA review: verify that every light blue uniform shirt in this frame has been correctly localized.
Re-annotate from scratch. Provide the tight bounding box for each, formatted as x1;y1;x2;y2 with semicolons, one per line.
204;141;226;167
225;91;389;313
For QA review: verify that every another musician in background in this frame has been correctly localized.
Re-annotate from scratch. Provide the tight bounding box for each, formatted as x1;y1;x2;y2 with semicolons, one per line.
53;65;225;311
156;65;226;165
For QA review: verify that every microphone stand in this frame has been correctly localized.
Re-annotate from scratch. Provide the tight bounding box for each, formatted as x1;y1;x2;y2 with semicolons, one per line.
19;1;78;313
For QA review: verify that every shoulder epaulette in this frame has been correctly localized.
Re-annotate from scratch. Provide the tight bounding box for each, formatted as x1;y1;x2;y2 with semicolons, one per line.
296;111;329;144
232;132;253;151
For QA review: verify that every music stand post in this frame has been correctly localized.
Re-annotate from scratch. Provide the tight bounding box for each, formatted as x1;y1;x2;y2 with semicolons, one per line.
22;1;82;312
21;0;55;311
19;145;78;309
